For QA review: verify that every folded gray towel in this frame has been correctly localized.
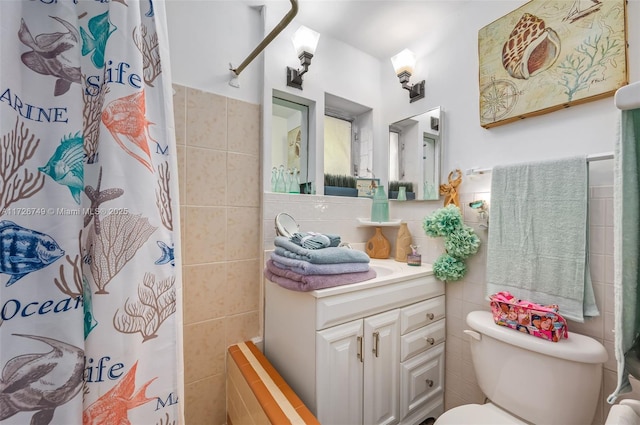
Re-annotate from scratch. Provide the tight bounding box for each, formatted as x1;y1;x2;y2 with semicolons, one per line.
271;252;370;275
290;232;341;249
274;236;370;264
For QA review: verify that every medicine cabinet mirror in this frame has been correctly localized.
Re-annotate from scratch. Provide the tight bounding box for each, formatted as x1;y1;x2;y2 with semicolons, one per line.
324;93;374;179
271;95;312;193
389;106;443;201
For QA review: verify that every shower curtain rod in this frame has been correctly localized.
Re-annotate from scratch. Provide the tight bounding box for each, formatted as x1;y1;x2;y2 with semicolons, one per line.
465;152;614;176
615;81;640;111
230;0;298;78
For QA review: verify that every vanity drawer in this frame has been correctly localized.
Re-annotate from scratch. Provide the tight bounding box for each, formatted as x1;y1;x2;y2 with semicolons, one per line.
400;319;445;362
400;296;445;335
316;275;442;330
400;343;445;420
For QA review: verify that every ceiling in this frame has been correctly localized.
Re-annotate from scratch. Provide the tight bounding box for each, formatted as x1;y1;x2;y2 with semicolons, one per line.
291;0;468;60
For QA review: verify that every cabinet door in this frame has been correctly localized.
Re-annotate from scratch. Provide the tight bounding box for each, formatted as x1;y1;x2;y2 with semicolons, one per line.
364;309;401;425
317;320;364;425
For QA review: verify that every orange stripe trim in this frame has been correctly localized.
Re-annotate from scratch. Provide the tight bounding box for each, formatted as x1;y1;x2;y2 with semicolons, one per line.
228;341;320;425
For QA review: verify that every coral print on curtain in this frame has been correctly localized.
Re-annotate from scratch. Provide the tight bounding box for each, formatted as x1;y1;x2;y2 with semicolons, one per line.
0;1;184;424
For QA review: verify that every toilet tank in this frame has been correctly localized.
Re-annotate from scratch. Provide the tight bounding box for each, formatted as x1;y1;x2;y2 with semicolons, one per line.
466;310;608;425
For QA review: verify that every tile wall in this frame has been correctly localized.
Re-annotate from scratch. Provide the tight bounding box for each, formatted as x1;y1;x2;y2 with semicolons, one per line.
445;184;640;425
262;193;442;257
173;84;262;425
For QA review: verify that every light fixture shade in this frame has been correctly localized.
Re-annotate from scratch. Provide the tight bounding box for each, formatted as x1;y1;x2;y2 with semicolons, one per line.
292;25;320;57
391;48;416;76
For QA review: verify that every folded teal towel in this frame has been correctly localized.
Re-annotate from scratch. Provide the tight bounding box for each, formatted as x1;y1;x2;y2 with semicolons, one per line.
290;232;341;249
486;156;598;322
271;252;370;275
274;236;370;264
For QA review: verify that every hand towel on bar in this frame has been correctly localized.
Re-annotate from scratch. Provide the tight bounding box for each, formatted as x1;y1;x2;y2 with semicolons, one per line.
608;108;640;403
485;156;599;323
264;260;377;291
290;232;341;249
274;236;370;264
270;252;370;275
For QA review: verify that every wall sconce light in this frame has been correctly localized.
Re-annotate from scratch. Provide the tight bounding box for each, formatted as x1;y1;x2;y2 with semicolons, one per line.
287;26;320;90
391;49;425;103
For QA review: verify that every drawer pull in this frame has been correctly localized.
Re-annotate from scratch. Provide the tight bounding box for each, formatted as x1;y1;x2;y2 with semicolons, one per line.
426;313;435;320
425;337;435;345
357;336;363;362
426;379;434;387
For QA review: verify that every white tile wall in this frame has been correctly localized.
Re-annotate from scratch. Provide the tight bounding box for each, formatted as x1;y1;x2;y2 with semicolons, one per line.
263;193;442;260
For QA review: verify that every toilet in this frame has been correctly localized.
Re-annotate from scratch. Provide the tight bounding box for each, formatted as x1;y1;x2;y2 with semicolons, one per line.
606;399;640;424
436;310;608;425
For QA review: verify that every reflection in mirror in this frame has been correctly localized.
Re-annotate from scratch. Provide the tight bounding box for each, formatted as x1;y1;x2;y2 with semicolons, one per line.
389;107;442;200
325;93;374;178
272;96;310;193
324;115;352;175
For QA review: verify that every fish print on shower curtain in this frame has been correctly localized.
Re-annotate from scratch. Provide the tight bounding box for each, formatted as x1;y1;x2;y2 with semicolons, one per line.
0;1;184;424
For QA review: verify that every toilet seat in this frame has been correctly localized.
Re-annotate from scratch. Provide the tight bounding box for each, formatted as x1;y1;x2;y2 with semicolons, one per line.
435;403;529;425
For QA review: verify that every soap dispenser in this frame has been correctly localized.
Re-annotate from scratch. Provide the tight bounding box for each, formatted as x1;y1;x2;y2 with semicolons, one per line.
370;185;389;222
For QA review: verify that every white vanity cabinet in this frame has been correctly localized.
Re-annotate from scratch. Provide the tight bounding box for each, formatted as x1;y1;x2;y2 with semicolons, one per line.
264;263;445;425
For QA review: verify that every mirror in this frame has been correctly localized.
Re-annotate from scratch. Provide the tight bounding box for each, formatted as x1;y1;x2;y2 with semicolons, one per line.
275;213;299;238
325;93;374;179
389;107;443;201
271;94;312;193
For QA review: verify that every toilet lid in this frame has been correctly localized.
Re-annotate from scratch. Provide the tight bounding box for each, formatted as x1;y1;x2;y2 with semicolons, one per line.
436;403;529;425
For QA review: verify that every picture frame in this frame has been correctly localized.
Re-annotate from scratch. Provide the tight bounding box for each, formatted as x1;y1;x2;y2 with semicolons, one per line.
478;0;627;128
287;126;301;169
356;178;380;198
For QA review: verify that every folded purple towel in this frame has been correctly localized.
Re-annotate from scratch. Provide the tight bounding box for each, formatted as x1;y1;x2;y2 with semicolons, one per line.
264;260;377;291
270;252;370;275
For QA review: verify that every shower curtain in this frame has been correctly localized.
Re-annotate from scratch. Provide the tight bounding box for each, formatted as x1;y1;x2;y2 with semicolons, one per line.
0;1;184;424
609;106;640;403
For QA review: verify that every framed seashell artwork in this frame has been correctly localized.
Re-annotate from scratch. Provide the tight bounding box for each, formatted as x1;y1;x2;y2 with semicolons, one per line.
478;0;628;128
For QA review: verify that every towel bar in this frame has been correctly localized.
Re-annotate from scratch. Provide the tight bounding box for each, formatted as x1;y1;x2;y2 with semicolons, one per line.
465;152;614;176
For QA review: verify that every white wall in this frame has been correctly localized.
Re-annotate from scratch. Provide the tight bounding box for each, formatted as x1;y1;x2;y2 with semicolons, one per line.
271;116;288;170
166;0;264;104
167;0;639;193
381;0;640;190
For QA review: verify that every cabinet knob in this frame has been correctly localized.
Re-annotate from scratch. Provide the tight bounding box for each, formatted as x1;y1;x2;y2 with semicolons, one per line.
425;337;435;345
426;313;435;320
426;379;434;387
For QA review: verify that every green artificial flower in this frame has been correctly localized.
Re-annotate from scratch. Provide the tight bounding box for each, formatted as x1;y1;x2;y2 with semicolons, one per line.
422;205;463;237
433;253;467;281
444;225;481;259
